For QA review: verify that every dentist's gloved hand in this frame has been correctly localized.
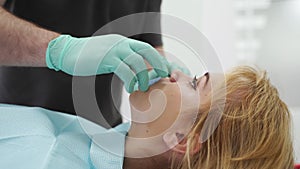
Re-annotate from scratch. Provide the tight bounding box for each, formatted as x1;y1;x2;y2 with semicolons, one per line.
46;34;169;93
133;62;191;91
148;61;191;80
166;62;191;76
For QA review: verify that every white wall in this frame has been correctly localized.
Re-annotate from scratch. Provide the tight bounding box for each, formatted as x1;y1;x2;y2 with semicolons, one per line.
161;0;237;73
256;1;300;108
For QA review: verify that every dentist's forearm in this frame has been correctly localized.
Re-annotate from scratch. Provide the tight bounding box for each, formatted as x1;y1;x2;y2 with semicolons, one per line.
0;7;59;66
0;0;6;6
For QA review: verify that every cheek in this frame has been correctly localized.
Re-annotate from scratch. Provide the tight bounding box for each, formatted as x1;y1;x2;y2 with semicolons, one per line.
148;95;182;134
129;92;151;111
145;86;183;133
179;86;201;113
198;85;212;104
129;83;181;110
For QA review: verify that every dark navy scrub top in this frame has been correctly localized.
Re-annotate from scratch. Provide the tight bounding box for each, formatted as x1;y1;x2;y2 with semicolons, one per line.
1;0;163;128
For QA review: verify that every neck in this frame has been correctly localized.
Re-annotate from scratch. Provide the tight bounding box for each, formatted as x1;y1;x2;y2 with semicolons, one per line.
123;122;172;169
123;154;170;169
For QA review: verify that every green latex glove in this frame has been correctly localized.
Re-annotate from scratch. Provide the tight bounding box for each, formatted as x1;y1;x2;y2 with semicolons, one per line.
133;62;191;91
166;62;191;76
46;34;169;93
150;61;191;78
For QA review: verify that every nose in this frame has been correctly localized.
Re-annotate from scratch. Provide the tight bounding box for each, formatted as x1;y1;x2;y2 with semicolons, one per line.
170;71;192;83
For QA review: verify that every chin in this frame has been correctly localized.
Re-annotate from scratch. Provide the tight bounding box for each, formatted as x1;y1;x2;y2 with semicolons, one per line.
129;90;150;111
129;79;178;111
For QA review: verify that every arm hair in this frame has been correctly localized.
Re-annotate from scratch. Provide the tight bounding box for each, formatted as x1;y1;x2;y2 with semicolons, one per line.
0;7;59;66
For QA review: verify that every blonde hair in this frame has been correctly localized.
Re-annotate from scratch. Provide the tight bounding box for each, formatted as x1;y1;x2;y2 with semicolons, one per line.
174;66;294;169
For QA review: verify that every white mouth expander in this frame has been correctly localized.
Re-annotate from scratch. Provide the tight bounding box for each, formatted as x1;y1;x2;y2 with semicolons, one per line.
133;77;161;91
148;77;162;86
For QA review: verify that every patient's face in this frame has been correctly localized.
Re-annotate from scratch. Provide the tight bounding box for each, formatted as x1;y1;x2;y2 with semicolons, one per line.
129;71;213;135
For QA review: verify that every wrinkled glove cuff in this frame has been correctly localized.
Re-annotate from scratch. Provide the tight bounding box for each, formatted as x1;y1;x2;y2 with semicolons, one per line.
46;35;72;71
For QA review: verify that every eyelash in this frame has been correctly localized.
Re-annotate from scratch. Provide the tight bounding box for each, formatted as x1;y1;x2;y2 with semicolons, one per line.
190;72;209;90
190;75;198;90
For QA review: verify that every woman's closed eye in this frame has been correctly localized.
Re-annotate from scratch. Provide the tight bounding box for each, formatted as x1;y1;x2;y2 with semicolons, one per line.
190;76;199;90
